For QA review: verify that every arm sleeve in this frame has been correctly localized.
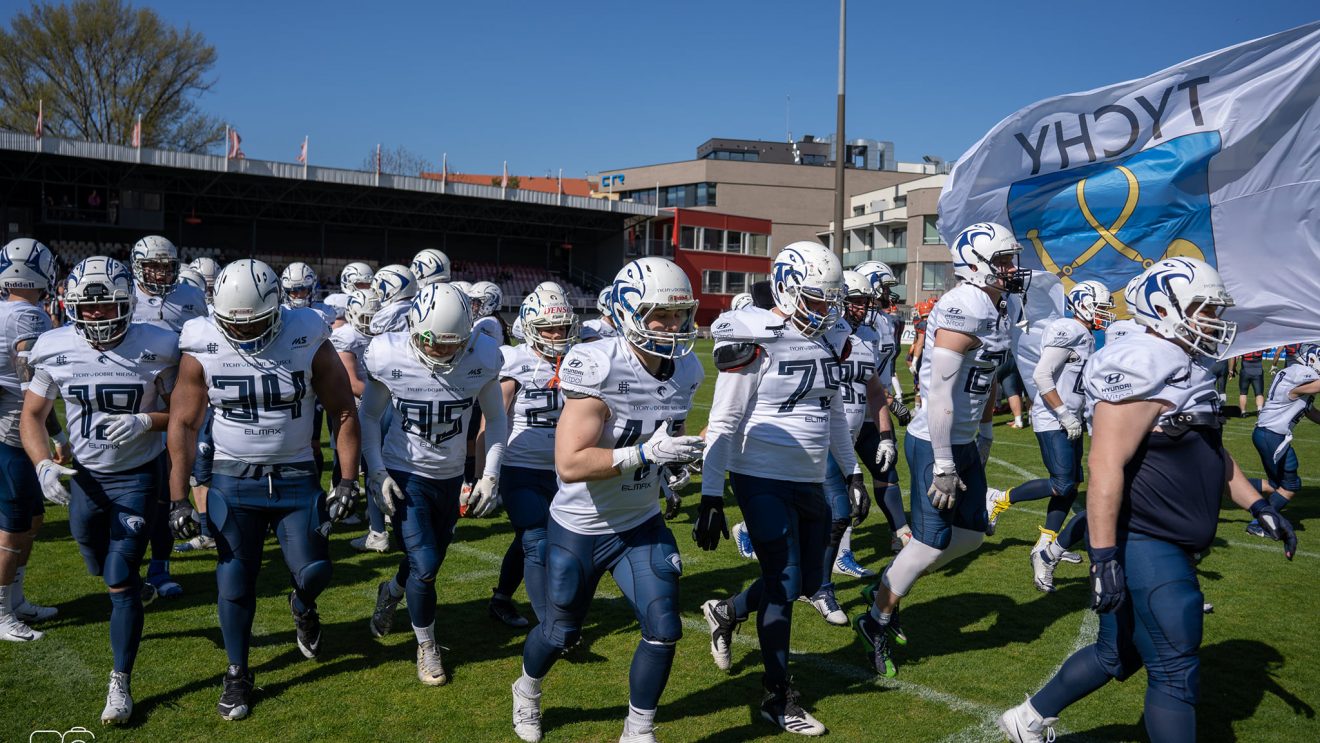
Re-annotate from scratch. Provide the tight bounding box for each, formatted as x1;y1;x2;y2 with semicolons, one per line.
700;355;762;498
477;378;507;478
27;367;57;399
357;377;390;474
925;345;965;464
1033;345;1073;397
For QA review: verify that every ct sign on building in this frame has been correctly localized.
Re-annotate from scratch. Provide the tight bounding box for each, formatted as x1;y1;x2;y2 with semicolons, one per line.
938;21;1320;354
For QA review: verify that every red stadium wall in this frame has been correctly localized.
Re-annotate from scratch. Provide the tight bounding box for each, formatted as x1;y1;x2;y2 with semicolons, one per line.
660;208;772;327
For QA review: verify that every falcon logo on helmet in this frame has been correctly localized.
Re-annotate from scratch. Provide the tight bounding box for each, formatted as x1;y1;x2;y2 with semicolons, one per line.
1130;257;1235;357
1067;280;1116;330
211;259;283;353
770;241;844;339
373;264;418;305
346;287;383;336
611;257;698;359
131;235;180;296
0;237;57;294
841;269;875;331
65;256;136;346
468;281;503;319
340;261;374;295
408;283;472;372
410;249;452;287
521;287;579;360
281;262;320;308
949;222;1030;294
854;260;898;309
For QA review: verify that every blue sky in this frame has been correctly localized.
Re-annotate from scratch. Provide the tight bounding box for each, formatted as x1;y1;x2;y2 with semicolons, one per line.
10;0;1314;177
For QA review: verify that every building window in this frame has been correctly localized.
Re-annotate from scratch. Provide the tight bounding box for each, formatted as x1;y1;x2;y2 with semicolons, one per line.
700;228;720;252
923;215;941;244
725;231;743;253
853;205;865;217
893;229;906;250
725;272;746;294
801;154;826;165
679;226;697;251
922;262;952;291
703;270;723;294
747;233;769;256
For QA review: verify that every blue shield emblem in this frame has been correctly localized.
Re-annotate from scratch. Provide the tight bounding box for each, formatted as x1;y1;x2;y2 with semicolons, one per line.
1007;132;1221;309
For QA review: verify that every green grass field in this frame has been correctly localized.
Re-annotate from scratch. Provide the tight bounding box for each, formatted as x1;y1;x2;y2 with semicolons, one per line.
4;339;1318;742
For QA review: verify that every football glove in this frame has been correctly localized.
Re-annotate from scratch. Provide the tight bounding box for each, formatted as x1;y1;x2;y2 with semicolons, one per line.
458;481;473;516
927;461;964;510
875;435;897;472
847;473;870;526
326;481;359;523
1251;500;1298;560
36;458;75;506
367;470;403;517
169;500;199;540
661;480;682;520
641;424;706;467
1054;406;1084;440
889;396;912;426
464;475;501;518
102;413;153;445
1088;546;1126;613
692;495;729;551
663;463;691;492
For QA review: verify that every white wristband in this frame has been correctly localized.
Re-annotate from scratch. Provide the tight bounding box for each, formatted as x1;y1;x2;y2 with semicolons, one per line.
933;457;957;476
612;446;643;473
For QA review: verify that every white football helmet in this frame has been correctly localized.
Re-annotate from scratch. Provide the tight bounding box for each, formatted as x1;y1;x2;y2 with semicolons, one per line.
730;292;753;311
1303;344;1320;375
281;262;319;308
340;261;374;294
1066;280;1116;330
64;257;136;346
410;249;452;287
131;235;180;295
949;222;1028;293
346;287;383;336
408;283;472;372
611;257;698;359
373;264;417;305
450;280;473;298
841;270;875;330
521;288;579;359
468;281;503;318
854;260;898;308
770;241;844;339
188;257;221;303
0;238;57;294
595;286;612;317
178;267;207;295
1129;257;1235;357
212;259;283;353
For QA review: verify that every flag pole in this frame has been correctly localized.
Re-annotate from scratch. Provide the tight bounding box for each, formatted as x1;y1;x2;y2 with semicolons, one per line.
441;152;448;194
224;124;230;171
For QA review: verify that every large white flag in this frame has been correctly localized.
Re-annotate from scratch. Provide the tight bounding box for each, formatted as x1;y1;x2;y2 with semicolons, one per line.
938;22;1320;353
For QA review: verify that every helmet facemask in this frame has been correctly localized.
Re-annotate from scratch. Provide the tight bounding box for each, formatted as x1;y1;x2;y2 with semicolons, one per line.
68;291;133;347
135;258;178;296
620;302;697;359
782;283;842;339
410;327;470;373
527;317;580;360
1170;296;1236;357
216;306;282;354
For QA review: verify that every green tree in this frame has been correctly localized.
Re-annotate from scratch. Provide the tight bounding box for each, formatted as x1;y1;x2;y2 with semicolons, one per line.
0;0;224;152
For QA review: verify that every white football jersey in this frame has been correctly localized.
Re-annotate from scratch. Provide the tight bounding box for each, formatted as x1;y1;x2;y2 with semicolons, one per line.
868;311;899;385
323;292;350;314
1104;319;1142;345
369;300;411;334
580;317;618;341
1084;332;1219;426
1034;317;1095;430
473;315;505;345
1257;365;1319;435
364;332;501;479
28;324;179;472
840;327;881;438
500;343;564;470
330;323;371;391
309;301;338;326
0;299;51;447
908;283;1013;445
1006;271;1065;430
551;336;703;536
706;307;852;483
510;316;525;342
180;308;329;465
132;283;207;333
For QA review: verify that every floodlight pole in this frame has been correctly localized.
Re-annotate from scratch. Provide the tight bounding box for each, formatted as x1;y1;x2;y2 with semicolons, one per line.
833;0;846;260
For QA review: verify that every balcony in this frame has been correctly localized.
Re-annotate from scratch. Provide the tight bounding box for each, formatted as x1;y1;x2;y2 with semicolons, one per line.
842;247;907;268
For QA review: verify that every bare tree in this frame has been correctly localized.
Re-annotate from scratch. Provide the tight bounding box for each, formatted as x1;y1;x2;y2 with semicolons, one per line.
0;0;224;152
362;145;435;176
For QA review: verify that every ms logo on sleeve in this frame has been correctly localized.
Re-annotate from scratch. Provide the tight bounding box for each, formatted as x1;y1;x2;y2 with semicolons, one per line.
1007;131;1220;317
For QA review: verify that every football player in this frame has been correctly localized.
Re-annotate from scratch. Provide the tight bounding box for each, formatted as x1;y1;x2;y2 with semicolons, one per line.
1234;349;1267;414
324;261;374;318
359;283;508;684
188;257;222;305
281;262;336;326
1242;343;1320;536
488;287;580;627
410;248;451;288
335;289;387;552
0;238;63;643
368;264;419;334
511;280;569;342
580;286;619;341
999;257;1297;743
21;257;179;723
698;242;860;736
987;280;1113;591
512;257;704;743
467;280;508;344
166;259;361;721
855;223;1025;678
130;235;207;597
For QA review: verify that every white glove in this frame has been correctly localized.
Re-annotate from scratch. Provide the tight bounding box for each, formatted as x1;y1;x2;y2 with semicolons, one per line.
102;413;153;445
875;438;897;471
641;424;706;467
927;459;965;510
1054;406;1084;440
367;470;403;517
463;475;501;518
36;459;76;506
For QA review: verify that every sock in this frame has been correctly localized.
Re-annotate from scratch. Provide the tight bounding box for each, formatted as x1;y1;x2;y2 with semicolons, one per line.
868;604;891;625
413;622;435;645
147;559;168;577
1014;414;1023;426
1045;540;1065;561
387;577;405;599
13;566;27;607
1034;527;1057;550
1268;492;1291;511
515;667;543;696
839;526;853;554
0;584;12;616
624;703;658;735
109;589;144;673
197;512;210;537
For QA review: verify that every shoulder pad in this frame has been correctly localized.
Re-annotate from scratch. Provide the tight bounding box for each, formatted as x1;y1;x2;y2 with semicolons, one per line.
556;342;609;396
1085;334;1185;403
934;286;996;334
710;307;785;343
1043;318;1087;348
713;342;761;371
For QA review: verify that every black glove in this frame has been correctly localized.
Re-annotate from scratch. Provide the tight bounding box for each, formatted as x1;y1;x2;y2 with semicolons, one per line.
847;473;870;527
169;500;199;540
889;396;912;426
661;481;682;521
1088;546;1126;614
1251;500;1298;560
326;481;360;523
692;495;729;551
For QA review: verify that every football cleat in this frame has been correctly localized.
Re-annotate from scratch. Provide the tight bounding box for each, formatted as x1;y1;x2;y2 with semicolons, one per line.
859;582;909;646
289;592;322;659
619;732;658;743
1245;520;1268;539
13;600;57;623
0;613;44;642
832;549;874;578
100;670;133;724
889;525;912;553
416;640;448;686
732;521;756;559
489;594;531;629
760;677;826;736
853;612;897;678
512;681;544;742
139;581;158;607
702;597;740;672
1058;549;1083;564
998;696;1058;743
217;664;254;720
174;534;216;552
145;561;183;598
370;580;404;638
1030;544;1059;593
986;487;1010;536
351;530;391;553
804;589;848;626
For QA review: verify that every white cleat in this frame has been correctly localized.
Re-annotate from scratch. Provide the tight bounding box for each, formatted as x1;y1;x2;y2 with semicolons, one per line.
619;729;659;743
1030;545;1058;593
174;534;216;552
1057;549;1083;564
14;600;57;623
998;696;1058;743
986;487;1009;536
416;640;448;686
702;598;737;672
101;671;133;724
512;681;544;742
351;530;390;553
0;613;44;642
803;591;848;627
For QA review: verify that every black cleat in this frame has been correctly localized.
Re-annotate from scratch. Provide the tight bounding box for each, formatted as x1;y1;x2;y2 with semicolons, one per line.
854;612;897;678
217;664;254;720
760;677;826;736
289;592;322;659
489;594;531;629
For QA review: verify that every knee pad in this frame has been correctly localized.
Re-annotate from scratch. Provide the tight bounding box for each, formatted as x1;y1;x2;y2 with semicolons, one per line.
522;527;548;568
294;559;333;597
216;558;252;602
641;597;682;645
102;548;141;590
1047;475;1078;501
882;539;942;597
1095;635;1144;681
545;543;589;619
409;548;440;584
929;527;984;572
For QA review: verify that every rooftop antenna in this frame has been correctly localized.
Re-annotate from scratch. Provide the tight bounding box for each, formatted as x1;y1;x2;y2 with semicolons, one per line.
786;94;792;143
